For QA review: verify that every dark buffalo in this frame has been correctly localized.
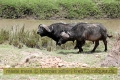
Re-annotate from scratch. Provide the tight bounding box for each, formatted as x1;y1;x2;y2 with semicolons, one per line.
58;22;112;53
37;22;78;48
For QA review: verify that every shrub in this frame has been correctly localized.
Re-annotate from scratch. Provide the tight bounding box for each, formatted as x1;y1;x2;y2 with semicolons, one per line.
99;1;120;18
2;0;118;19
8;26;40;48
23;30;40;48
0;29;9;44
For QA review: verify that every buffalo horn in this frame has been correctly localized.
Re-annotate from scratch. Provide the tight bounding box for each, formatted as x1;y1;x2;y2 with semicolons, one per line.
41;24;51;32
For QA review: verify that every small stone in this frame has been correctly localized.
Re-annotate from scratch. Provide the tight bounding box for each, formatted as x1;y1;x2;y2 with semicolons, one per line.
5;65;11;68
58;63;64;67
95;55;101;58
82;64;89;67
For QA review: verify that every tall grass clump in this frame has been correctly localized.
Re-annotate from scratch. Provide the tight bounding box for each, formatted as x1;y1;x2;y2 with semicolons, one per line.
0;29;9;44
8;26;41;48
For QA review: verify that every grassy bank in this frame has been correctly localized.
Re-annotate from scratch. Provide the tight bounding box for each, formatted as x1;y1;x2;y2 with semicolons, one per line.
0;0;120;19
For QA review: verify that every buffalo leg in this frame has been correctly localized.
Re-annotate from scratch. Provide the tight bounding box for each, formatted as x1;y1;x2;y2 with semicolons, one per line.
91;40;99;52
74;40;79;49
78;40;85;53
103;39;107;51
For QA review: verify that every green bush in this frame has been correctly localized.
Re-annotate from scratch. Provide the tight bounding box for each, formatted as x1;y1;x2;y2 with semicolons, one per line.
32;0;59;19
8;26;40;48
1;0;120;19
99;2;120;18
58;0;101;19
0;29;9;44
0;3;34;18
0;0;59;19
23;30;40;48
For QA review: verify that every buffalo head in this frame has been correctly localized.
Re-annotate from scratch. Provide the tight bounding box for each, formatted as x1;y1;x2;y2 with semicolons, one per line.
37;24;51;36
58;31;72;45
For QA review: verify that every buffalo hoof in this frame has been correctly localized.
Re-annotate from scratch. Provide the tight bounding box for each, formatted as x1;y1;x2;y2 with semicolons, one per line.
104;49;107;52
91;50;95;53
77;51;80;53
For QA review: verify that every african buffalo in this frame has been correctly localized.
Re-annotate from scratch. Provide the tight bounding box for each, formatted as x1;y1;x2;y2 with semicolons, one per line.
37;22;78;48
58;22;112;53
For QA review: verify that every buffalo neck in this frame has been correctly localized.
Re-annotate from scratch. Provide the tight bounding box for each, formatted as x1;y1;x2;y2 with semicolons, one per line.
47;32;59;42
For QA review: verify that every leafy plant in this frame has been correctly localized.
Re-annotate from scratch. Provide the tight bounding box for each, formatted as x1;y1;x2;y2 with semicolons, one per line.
0;29;9;44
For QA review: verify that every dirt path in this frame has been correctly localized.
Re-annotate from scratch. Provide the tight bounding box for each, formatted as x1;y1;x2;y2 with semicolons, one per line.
14;51;89;68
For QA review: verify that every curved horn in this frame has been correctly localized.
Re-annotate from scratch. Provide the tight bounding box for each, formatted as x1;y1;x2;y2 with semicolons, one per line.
40;24;51;32
60;32;70;39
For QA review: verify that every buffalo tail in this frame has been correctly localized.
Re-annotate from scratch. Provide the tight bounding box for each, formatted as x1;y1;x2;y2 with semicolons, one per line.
107;34;112;38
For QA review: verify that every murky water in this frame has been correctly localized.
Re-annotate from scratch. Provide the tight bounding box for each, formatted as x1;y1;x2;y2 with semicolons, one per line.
0;19;120;33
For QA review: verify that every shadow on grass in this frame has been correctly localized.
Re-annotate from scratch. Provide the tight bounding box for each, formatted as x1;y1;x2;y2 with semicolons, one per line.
57;51;78;55
57;50;105;55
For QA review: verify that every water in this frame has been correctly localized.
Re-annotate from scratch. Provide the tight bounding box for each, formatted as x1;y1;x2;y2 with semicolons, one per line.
0;19;120;33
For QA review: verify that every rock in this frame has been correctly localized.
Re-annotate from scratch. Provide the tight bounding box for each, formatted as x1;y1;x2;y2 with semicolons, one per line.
82;64;89;67
5;65;11;68
95;55;101;58
58;63;64;67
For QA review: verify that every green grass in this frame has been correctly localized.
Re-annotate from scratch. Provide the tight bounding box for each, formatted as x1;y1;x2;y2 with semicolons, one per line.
102;0;117;3
1;0;120;19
